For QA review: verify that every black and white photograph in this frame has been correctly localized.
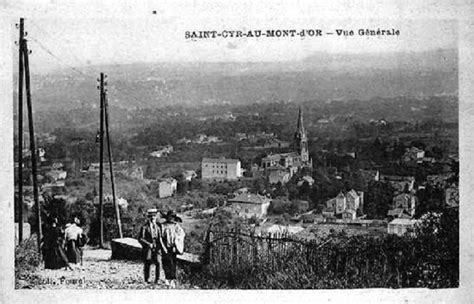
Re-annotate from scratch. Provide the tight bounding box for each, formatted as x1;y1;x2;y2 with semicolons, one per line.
1;0;473;303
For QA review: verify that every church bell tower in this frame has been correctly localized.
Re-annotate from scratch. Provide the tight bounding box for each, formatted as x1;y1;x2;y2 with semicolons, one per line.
294;107;309;163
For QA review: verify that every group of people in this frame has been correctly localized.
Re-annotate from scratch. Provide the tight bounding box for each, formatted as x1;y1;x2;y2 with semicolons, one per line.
40;209;185;288
41;216;87;270
138;209;185;288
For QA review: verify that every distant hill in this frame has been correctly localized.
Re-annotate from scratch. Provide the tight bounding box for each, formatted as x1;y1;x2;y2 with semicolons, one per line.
23;48;457;112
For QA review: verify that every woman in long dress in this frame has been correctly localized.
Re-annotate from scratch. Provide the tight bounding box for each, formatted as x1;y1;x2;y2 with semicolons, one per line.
160;210;185;288
64;217;83;264
42;217;72;270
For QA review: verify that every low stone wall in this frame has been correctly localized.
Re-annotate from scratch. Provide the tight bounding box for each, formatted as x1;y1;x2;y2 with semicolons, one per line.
111;238;142;260
111;238;200;265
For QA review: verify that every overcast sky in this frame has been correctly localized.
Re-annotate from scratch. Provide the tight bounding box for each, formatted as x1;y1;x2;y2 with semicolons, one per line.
5;1;459;73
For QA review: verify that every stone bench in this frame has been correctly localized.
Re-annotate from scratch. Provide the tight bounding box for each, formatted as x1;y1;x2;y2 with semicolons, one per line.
111;237;200;265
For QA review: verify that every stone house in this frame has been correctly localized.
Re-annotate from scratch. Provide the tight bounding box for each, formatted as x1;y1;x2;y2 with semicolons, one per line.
261;152;302;170
333;190;363;215
156;178;178;198
387;218;419;236
389;193;416;217
323;190;363;220
267;167;292;185
228;193;271;219
346;189;363;212
380;175;415;193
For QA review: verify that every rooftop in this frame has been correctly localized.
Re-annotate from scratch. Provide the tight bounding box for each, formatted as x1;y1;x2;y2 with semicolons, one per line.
157;177;177;183
387;208;405;216
202;157;240;164
393;193;413;202
228;193;271;205
262;152;299;161
388;218;419;225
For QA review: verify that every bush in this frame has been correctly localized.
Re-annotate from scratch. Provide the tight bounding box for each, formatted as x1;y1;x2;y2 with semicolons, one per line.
65;178;86;187
248;215;260;226
269;197;292;215
193;208;459;289
290;200;309;214
15;236;42;288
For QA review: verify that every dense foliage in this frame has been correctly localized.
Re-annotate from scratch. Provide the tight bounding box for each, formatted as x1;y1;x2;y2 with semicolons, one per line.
184;208;458;289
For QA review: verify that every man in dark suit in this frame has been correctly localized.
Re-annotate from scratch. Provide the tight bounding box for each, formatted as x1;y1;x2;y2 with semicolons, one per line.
138;209;166;283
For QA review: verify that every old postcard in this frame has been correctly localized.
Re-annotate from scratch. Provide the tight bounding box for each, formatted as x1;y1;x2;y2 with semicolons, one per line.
0;0;473;303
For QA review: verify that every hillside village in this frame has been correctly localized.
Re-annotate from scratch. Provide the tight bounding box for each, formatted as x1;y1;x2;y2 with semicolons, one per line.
9;13;462;291
15;98;459;251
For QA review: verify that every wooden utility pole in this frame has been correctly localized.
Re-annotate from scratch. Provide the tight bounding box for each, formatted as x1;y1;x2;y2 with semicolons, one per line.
22;26;42;255
98;73;105;248
17;18;24;244
103;84;123;238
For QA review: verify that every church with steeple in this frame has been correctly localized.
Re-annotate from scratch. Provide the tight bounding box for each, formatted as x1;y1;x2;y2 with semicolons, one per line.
260;107;312;184
293;107;310;164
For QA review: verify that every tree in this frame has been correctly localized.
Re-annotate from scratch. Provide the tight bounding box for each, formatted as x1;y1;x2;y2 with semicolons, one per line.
298;181;311;199
364;181;395;219
269;197;292;215
415;184;445;217
415;207;459;287
290;200;309;215
273;181;288;197
251;177;268;195
42;195;68;226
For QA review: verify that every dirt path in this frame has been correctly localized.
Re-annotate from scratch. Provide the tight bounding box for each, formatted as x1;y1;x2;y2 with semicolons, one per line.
21;248;199;289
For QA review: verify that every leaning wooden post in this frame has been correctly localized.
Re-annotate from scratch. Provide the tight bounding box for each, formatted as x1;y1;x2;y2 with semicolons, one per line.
23;35;42;256
103;80;123;238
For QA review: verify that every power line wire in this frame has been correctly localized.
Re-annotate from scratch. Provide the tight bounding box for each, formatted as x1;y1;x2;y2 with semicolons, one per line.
30;38;168;115
27;23;172;120
29;37;90;77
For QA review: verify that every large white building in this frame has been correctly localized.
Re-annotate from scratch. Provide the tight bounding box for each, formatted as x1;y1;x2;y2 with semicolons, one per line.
201;157;242;181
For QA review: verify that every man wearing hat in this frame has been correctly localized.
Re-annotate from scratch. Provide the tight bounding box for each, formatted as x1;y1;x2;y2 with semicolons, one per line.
138;208;166;283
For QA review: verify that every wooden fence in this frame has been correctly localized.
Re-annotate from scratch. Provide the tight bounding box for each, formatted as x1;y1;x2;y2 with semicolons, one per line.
204;229;309;272
201;228;458;288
